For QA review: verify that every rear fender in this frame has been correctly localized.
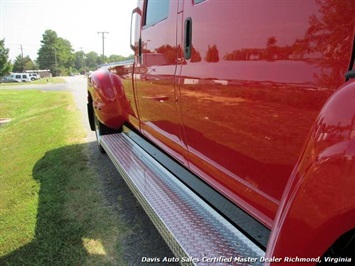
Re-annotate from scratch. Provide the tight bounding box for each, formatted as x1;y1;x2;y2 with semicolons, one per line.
89;68;129;130
266;80;355;263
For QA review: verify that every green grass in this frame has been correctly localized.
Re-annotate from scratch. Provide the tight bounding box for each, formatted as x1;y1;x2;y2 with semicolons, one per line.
0;90;127;265
31;77;67;84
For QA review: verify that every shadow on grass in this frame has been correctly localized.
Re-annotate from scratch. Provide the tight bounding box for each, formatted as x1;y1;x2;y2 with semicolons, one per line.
0;143;111;265
0;141;177;266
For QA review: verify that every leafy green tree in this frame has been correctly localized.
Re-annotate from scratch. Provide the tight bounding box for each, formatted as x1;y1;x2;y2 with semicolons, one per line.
37;30;74;76
37;30;58;72
56;37;75;70
13;55;35;72
96;55;108;66
81;52;134;71
74;51;86;71
0;39;12;77
85;51;100;70
108;54;125;63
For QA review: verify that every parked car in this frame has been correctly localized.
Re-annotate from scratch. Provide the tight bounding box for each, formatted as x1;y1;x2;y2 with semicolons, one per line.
10;73;32;82
0;76;13;83
28;73;40;80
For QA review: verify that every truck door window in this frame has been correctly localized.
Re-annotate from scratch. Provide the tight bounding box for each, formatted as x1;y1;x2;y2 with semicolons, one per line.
194;0;205;4
144;0;169;27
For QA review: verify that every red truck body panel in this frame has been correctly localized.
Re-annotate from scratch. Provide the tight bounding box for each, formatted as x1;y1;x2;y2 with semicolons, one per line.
267;79;355;264
136;0;187;165
88;0;355;261
129;0;354;227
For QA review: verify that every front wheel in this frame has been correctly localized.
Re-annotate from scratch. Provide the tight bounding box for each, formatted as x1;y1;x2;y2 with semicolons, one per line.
94;116;119;153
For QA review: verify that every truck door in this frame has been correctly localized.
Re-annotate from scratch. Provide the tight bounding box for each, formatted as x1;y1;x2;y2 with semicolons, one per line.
178;0;353;226
134;0;187;165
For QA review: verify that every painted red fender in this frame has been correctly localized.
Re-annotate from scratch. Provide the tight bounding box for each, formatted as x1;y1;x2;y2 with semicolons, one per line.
88;68;129;130
266;79;355;264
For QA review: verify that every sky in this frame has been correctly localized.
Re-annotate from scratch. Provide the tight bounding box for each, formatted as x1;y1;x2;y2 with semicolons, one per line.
0;0;138;62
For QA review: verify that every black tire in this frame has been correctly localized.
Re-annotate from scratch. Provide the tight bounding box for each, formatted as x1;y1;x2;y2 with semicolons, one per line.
87;101;95;131
318;229;355;264
94;115;118;153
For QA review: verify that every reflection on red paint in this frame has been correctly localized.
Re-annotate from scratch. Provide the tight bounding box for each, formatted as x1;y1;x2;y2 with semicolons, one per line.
107;0;355;227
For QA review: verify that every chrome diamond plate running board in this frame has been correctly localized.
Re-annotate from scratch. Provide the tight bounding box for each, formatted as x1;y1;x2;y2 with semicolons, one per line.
101;133;265;265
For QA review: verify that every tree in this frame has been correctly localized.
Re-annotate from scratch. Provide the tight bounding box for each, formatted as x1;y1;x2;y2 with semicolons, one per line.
37;30;58;72
37;29;74;76
85;51;100;69
108;54;126;63
205;45;219;63
56;37;75;70
265;36;278;60
74;51;86;71
96;55;108;66
305;0;355;88
190;46;202;63
13;55;35;72
0;39;12;77
81;52;135;71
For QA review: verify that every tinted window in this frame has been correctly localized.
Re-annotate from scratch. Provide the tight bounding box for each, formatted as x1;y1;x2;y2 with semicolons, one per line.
194;0;205;3
144;0;169;26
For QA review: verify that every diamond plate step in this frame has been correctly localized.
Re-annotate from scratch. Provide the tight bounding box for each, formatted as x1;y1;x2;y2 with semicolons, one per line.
101;133;265;265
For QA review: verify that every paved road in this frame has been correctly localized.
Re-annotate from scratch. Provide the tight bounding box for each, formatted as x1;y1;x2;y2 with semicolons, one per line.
2;76;177;265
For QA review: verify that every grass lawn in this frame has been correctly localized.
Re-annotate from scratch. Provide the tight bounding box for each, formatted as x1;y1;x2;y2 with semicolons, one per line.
31;77;67;84
0;90;127;265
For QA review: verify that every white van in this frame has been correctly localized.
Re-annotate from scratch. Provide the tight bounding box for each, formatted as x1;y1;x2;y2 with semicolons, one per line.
10;73;32;82
29;73;40;80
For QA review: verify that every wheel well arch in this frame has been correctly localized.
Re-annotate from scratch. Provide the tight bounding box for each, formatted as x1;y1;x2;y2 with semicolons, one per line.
320;228;355;259
87;68;129;130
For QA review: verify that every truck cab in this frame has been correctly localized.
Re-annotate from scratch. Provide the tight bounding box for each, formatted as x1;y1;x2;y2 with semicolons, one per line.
88;0;355;263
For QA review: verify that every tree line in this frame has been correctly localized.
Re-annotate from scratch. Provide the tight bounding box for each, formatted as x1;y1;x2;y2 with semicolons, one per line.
0;29;133;77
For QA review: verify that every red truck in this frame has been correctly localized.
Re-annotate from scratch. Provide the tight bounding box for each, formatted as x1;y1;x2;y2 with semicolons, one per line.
87;0;355;264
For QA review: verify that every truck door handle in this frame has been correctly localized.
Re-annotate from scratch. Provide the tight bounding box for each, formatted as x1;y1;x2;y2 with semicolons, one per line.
184;18;192;60
142;95;169;102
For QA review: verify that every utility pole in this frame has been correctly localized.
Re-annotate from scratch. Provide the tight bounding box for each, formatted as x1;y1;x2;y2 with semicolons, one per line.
51;47;58;76
20;45;24;72
97;31;109;62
